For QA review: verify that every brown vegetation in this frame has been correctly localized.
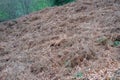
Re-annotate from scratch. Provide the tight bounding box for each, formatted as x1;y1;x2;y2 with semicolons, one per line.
0;0;120;79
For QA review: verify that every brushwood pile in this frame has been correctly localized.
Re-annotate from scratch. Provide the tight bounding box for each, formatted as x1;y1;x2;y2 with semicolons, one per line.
0;0;120;79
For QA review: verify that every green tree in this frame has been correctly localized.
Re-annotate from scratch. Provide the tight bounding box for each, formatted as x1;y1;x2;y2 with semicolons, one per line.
0;0;75;22
53;0;75;6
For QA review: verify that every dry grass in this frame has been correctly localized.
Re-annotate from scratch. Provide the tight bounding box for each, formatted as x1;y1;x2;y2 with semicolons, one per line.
0;0;120;80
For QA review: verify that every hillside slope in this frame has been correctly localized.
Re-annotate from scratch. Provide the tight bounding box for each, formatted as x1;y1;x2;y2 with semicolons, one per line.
0;0;120;80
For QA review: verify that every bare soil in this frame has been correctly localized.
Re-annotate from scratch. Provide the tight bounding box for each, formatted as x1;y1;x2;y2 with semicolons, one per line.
0;0;120;80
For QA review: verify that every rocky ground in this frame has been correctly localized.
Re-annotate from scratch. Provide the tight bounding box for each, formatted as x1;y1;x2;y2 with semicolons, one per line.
0;0;120;80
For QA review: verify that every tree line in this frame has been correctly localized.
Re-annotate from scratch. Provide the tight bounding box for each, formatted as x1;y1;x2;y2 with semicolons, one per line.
0;0;75;22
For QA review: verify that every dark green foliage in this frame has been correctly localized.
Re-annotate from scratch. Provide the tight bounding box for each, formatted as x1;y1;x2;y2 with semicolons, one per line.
113;41;120;47
54;0;75;6
0;0;75;22
74;72;83;78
